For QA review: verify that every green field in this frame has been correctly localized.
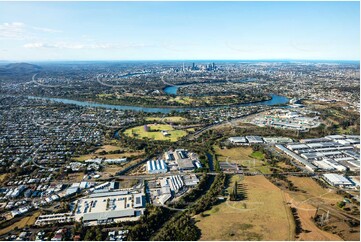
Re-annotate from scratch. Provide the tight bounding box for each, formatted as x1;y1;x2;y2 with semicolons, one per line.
250;151;265;160
124;124;187;142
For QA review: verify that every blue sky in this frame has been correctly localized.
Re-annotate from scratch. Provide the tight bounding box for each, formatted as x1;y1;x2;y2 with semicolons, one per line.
0;1;359;61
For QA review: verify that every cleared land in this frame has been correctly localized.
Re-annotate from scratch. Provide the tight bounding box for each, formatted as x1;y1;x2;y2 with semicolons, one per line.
284;176;344;241
73;144;144;162
195;175;295;241
124;124;187;142
0;211;40;236
213;146;271;174
95;145;122;153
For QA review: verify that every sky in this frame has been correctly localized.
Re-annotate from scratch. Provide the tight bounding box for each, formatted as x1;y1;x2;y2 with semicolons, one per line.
0;1;359;61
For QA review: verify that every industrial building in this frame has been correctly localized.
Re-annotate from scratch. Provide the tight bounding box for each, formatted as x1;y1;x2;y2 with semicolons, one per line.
74;190;145;226
164;149;198;172
228;136;248;145
35;213;74;226
323;174;354;187
146;160;168;174
277;135;360;172
229;136;292;145
245;136;264;144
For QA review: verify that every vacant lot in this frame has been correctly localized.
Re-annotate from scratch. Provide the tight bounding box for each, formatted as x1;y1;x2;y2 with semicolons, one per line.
0;211;40;236
214;146;271;174
287;176;343;207
95;145;122;153
124;124;187;142
195;175;295;241
284;176;344;241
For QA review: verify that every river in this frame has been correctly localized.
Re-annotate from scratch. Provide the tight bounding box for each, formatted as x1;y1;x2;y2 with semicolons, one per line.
28;94;289;114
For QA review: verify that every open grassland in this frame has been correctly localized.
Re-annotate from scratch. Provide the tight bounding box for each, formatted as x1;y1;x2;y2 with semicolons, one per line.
213;146;271;174
95;145;122;153
145;116;188;123
124;124;187;142
195;175;295;241
284;176;344;241
73;144;144;162
287;176;343;206
0;211;40;236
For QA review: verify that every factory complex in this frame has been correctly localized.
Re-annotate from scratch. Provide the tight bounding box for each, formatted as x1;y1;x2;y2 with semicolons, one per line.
146;149;202;174
276;135;360;172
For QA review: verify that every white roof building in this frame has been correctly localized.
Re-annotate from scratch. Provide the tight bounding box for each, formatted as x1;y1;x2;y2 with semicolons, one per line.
323;174;353;187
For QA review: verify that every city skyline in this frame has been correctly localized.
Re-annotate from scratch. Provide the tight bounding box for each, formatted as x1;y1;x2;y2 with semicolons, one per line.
0;1;360;61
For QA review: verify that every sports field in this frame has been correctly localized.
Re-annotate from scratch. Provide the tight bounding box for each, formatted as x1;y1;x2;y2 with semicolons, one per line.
124;124;187;142
195;175;295;241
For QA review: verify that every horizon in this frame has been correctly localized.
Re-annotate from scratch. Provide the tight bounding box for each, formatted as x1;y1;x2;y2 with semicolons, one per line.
1;59;360;64
0;1;359;61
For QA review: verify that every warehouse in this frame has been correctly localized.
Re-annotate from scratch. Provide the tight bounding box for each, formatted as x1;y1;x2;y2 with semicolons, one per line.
279;136;360;171
75;191;145;226
246;136;264;144
323;174;354;187
228;136;248;145
147;160;168;174
275;144;317;172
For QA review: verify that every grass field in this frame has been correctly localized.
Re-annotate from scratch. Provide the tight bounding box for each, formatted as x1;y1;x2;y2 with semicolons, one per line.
95;145;122;153
213;146;271;174
195;175;295;241
0;211;41;236
145;116;188;123
283;176;344;241
124;124;187;142
73;143;144;162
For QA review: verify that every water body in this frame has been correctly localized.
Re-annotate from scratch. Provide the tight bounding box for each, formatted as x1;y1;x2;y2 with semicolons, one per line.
28;94;289;114
163;86;179;95
206;152;215;171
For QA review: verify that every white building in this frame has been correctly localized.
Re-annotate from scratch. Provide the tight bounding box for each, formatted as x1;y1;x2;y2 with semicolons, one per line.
74;191;145;226
228;136;248;145
323;174;354;187
147;160;168;174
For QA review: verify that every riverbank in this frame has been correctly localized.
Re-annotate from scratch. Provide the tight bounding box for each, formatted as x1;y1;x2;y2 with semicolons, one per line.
28;94;289;114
